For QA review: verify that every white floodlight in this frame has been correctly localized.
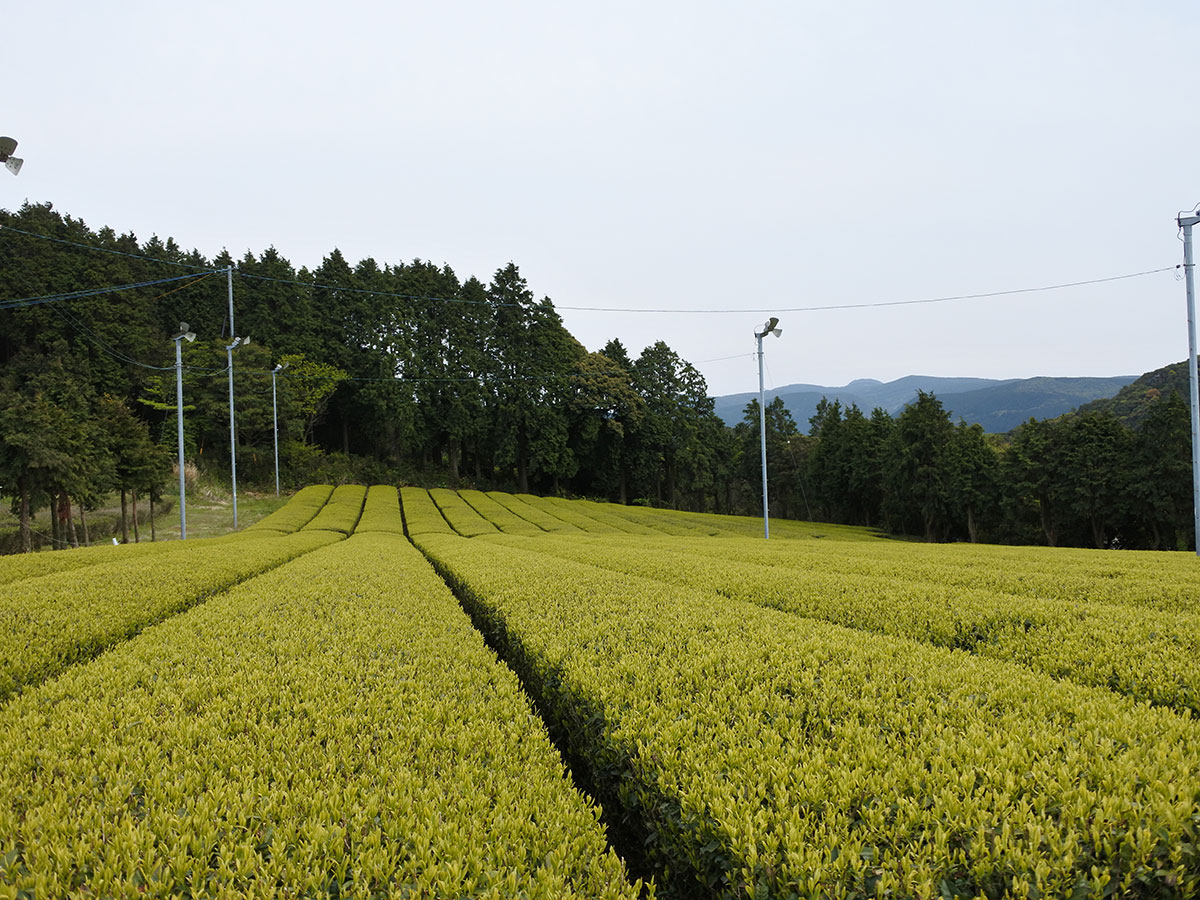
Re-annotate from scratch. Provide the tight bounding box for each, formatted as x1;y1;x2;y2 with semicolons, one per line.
756;317;782;339
0;137;22;176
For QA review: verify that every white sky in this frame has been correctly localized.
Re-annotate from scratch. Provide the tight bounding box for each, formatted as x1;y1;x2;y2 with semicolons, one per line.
5;0;1199;396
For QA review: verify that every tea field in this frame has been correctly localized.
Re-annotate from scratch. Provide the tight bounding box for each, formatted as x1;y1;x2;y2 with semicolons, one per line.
1;485;1198;898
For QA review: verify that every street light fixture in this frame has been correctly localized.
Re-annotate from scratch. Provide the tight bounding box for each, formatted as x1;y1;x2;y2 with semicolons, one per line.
171;323;197;539
754;317;783;539
0;137;23;176
226;335;250;529
272;362;289;496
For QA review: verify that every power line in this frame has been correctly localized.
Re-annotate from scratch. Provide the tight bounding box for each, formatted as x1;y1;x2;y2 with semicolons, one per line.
48;304;175;371
235;270;507;308
694;352;755;365
0;271;221;311
240;265;1178;315
558;267;1180;314
0;224;213;270
3;219;1176;315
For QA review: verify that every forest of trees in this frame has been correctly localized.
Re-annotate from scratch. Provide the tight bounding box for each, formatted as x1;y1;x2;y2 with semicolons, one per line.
784;387;1196;550
0;201;1195;552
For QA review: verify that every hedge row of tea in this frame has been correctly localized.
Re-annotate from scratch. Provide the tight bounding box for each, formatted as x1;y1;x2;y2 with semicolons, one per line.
0;529;645;897
0;530;342;703
6;485;1199;897
354;484;406;534
481;532;1200;716
424;487;878;542
245;484;333;533
414;530;1200;899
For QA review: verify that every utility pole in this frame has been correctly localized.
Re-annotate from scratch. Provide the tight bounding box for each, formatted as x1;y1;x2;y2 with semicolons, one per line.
1177;212;1200;556
754;317;782;539
224;265;245;528
227;265;234;336
171;324;196;539
226;335;250;529
272;362;288;496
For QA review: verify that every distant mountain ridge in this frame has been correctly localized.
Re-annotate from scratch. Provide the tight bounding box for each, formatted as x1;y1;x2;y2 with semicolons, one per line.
713;374;1138;434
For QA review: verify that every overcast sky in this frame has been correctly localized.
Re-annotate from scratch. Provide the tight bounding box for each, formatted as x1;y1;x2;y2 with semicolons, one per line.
5;1;1199;397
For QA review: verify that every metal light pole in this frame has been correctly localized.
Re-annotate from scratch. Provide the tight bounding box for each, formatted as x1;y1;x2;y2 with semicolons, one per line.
1178;213;1200;556
754;317;782;539
171;324;196;539
226;265;235;336
272;362;288;496
225;336;250;529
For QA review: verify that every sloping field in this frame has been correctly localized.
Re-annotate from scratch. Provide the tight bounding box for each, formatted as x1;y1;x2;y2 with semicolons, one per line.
417;529;1200;898
0;529;644;898
0;529;343;703
479;531;1200;715
2;484;1197;898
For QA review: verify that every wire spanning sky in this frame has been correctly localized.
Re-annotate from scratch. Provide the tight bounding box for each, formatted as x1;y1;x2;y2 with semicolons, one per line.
4;1;1198;397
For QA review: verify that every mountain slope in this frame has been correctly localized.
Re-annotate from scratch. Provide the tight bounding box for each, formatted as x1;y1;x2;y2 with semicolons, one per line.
714;374;1138;432
941;376;1138;432
1075;361;1197;427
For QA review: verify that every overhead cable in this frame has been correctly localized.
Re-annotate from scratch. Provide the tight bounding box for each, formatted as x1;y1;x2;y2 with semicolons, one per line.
0;271;221;311
3;221;1176;315
0;224;214;270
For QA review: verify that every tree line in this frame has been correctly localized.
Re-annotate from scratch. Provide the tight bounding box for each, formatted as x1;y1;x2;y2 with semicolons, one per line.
0;202;737;549
1;201;1193;552
748;386;1196;551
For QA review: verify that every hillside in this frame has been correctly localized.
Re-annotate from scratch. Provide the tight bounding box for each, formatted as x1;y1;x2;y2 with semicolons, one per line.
1075;359;1197;427
714;373;1137;432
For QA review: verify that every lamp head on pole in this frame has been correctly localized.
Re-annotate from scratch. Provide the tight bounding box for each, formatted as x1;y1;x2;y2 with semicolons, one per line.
0;137;23;176
273;362;289;374
755;316;782;339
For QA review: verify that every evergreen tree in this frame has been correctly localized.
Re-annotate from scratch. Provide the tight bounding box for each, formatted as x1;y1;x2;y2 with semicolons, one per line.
882;391;955;540
1128;392;1194;549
